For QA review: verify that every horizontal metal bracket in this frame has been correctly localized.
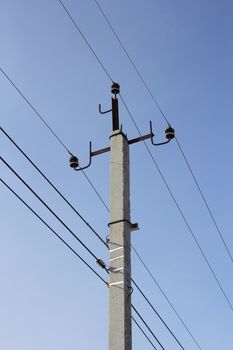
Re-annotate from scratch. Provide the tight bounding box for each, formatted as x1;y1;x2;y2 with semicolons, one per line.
128;133;153;145
91;132;153;158
108;219;139;232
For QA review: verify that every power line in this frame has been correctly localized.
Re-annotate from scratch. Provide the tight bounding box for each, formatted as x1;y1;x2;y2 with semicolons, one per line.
132;316;158;350
0;2;227;343
132;305;166;350
0;0;220;349
131;245;203;350
0;127;186;349
0;67;72;155
119;94;233;312
75;160;202;349
175;138;233;263
1;127;188;349
0;156;108;271
93;0;169;126
0;126;108;248
57;0;113;83
0;68;109;226
55;0;233;310
132;278;185;350
92;0;233;266
81;169;109;212
1;177;165;350
0;178;108;285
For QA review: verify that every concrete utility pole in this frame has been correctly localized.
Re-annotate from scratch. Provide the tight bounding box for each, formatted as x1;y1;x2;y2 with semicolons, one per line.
69;82;175;350
108;83;132;350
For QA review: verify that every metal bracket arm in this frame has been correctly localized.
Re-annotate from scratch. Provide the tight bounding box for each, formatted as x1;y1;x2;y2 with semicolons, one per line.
99;104;112;115
150;121;175;146
108;219;139;232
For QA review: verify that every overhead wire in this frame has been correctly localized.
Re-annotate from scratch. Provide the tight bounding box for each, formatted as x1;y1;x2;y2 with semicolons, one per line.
57;0;113;83
92;0;233;264
132;316;158;350
131;245;202;350
0;2;211;347
0;67;72;156
0;156;108;272
0;126;108;248
0;2;219;344
175;138;233;263
1;173;167;350
0;1;228;346
132;278;185;350
0;178;165;350
93;0;169;125
56;0;233;313
1;176;165;350
119;94;233;312
0;178;108;285
132;304;166;350
1;127;187;349
0;65;108;231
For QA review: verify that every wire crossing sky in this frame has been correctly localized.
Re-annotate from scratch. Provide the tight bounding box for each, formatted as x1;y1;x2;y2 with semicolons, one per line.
0;1;232;349
0;125;199;349
0;0;231;312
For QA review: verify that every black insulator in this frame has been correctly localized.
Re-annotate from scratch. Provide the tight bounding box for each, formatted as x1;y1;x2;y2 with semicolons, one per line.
111;82;120;95
69;155;79;169
165;126;175;140
96;259;106;269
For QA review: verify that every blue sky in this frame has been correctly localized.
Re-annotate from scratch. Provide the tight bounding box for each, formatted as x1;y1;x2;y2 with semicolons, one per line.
0;0;232;349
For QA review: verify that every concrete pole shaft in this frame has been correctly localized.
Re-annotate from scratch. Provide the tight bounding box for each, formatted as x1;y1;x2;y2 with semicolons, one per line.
109;130;132;350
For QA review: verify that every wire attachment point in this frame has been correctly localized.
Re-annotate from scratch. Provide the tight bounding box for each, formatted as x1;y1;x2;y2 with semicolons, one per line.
69;142;92;171
150;121;175;146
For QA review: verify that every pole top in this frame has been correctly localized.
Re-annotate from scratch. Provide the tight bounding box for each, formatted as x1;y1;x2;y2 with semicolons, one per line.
111;82;120;95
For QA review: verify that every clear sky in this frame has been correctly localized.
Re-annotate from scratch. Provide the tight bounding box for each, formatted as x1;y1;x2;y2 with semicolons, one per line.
0;0;232;349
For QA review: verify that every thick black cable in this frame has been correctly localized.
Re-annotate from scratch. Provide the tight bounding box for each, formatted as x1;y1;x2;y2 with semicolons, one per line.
56;0;233;316
57;0;113;83
132;305;166;350
119;94;233;312
0;126;108;248
92;0;233;267
175;138;233;263
132;316;158;350
1;127;188;349
0;178;108;285
0;156;108;270
1;177;164;350
1;129;186;348
93;0;169;125
0;67;72;155
78;158;202;349
131;245;203;350
132;278;185;350
1;2;224;343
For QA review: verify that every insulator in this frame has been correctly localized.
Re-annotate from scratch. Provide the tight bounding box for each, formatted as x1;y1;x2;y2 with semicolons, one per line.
111;82;120;95
69;155;79;169
96;259;106;269
165;126;175;140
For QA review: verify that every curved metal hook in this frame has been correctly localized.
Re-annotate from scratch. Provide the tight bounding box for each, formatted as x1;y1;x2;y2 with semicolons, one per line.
99;104;112;115
74;142;92;172
150;121;171;146
128;286;134;297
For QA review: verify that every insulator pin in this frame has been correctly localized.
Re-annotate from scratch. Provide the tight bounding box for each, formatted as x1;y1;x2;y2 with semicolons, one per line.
111;82;120;95
165;126;175;140
69;155;79;169
96;259;106;269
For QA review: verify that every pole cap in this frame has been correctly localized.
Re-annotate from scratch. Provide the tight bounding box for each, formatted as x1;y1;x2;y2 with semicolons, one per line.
111;82;120;95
